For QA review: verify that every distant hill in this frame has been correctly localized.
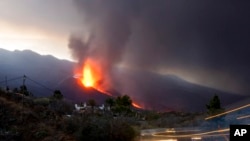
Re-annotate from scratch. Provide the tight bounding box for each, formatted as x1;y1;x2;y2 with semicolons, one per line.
0;48;247;111
114;69;247;112
0;49;109;104
0;49;73;95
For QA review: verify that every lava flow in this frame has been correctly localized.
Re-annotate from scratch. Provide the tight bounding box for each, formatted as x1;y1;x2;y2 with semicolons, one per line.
132;102;143;109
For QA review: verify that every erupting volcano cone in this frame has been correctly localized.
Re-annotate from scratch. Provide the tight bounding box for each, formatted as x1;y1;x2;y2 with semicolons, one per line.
74;59;144;109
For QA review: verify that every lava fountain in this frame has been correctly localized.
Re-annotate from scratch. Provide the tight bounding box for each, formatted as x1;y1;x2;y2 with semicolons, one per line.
75;58;143;108
79;59;102;89
81;62;94;87
75;58;112;96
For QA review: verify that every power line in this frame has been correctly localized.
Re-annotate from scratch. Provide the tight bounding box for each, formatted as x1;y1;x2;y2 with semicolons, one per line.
1;75;54;92
0;76;23;84
26;76;54;92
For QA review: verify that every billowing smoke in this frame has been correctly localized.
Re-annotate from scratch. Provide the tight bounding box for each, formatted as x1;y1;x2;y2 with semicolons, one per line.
68;0;250;110
68;0;139;90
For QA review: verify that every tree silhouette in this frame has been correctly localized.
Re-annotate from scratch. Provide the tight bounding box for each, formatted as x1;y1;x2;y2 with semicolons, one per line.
87;99;96;109
105;98;115;108
20;85;29;96
206;94;223;114
13;88;18;93
116;95;132;107
113;95;132;115
53;90;63;100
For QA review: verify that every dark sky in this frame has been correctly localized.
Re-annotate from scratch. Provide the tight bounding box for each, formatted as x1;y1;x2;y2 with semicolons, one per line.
68;0;250;95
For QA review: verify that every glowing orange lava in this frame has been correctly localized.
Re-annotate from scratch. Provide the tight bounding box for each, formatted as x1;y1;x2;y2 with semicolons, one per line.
82;63;94;87
76;59;144;107
132;102;143;109
79;59;101;88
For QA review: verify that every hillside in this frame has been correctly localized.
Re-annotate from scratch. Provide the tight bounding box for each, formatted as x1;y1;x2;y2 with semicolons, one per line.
0;49;247;111
0;90;139;141
114;69;247;111
0;90;75;141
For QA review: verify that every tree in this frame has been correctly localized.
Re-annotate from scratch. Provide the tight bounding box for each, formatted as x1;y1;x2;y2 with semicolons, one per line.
206;94;223;114
53;90;63;100
6;86;9;92
105;98;115;108
13;88;18;93
87;99;96;109
20;85;29;96
116;95;132;107
113;95;132;115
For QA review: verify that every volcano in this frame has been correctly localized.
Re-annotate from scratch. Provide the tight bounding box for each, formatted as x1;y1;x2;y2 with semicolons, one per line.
58;77;111;105
0;49;247;112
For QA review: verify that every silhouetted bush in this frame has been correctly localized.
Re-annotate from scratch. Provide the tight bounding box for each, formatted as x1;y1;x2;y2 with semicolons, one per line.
34;130;48;139
75;117;138;141
34;98;50;107
62;117;80;134
48;100;73;115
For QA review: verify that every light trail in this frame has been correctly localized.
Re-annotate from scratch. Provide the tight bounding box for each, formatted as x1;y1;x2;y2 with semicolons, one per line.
153;128;229;138
205;104;250;120
191;137;202;140
158;139;177;141
237;114;250;120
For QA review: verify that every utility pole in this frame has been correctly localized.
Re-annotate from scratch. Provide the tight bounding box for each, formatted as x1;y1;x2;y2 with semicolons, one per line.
23;75;26;87
21;75;26;122
5;76;8;92
5;76;7;88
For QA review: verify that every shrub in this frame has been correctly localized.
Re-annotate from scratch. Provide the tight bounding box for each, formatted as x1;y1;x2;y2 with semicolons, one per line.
76;117;138;141
62;117;80;134
34;98;50;107
34;130;48;139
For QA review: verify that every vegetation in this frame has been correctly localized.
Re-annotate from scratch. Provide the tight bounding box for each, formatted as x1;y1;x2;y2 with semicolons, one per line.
206;94;224;115
52;90;63;100
0;90;139;141
0;89;75;140
11;84;32;96
75;116;138;141
0;87;211;141
111;95;133;115
87;99;96;108
105;97;115;108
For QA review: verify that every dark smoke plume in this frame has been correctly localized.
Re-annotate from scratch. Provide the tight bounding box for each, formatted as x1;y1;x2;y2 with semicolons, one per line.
68;0;140;89
68;0;250;110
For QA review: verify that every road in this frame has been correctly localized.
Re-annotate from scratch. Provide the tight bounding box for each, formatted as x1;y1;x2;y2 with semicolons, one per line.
140;127;229;141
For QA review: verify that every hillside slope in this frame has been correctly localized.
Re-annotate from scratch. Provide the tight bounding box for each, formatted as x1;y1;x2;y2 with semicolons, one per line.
0;49;247;111
0;90;75;141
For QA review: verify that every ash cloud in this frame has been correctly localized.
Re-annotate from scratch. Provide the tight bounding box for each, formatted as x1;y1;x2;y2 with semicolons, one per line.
69;0;250;95
68;0;139;89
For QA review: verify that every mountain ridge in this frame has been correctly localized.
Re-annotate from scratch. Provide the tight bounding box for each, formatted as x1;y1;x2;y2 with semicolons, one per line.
0;48;247;111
